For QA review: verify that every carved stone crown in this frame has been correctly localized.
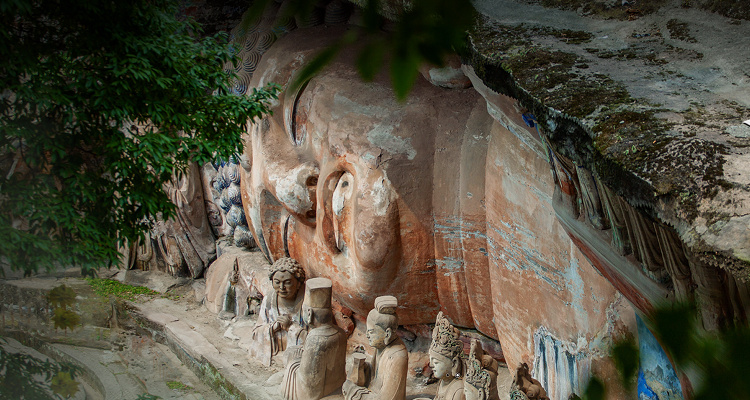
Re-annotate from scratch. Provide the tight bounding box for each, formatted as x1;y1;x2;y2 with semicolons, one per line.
429;311;463;359
465;340;491;394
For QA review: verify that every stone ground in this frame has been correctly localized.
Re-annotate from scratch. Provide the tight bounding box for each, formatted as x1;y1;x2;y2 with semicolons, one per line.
1;258;513;400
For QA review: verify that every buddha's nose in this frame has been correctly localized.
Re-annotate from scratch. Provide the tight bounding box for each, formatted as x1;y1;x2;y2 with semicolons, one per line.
272;162;319;226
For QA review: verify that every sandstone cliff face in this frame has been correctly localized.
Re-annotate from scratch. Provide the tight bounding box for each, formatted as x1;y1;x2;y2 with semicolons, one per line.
214;1;749;398
235;23;636;399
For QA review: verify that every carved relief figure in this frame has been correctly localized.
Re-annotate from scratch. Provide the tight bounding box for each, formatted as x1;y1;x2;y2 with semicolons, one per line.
464;339;499;400
281;277;346;400
248;257;307;366
429;312;466;400
123;162;216;277
512;363;548;400
343;295;408;400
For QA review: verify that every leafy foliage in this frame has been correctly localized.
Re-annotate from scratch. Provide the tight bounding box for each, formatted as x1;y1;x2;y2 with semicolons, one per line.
49;371;80;398
48;285;81;333
166;380;193;391
51;308;81;333
0;0;278;276
47;285;76;309
247;0;476;100
85;277;158;301
0;337;82;399
136;394;162;400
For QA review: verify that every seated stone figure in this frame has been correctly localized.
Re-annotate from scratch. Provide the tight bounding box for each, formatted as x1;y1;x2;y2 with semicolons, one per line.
343;295;408;400
248;257;307;366
464;339;500;400
281;278;346;400
430;312;466;400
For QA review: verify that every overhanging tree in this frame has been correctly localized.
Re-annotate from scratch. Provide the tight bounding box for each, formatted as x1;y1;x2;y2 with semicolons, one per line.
0;0;278;275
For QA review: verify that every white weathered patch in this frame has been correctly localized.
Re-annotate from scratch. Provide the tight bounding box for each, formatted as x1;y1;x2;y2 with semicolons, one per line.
368;176;395;217
271;163;318;213
331;94;390;120
367;124;416;160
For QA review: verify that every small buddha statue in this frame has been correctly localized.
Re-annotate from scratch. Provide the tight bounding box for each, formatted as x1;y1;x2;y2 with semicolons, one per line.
248;257;307;366
464;339;499;400
281;277;347;400
343;295;408;400
430;311;466;400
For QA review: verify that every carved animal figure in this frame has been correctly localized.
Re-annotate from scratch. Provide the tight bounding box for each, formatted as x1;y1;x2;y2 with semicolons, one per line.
514;363;548;400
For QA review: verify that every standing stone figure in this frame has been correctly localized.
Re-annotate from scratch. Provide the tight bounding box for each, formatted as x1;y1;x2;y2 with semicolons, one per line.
248;257;307;366
343;295;408;400
281;278;346;400
430;311;466;400
464;339;499;400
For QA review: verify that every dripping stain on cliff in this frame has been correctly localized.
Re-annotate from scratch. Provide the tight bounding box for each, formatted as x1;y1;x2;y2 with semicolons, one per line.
532;326;591;400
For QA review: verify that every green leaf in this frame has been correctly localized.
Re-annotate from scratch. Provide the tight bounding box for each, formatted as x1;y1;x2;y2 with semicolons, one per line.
356;40;386;82
583;376;605;400
390;52;420;101
611;338;639;394
650;303;696;367
290;42;343;94
50;371;80;398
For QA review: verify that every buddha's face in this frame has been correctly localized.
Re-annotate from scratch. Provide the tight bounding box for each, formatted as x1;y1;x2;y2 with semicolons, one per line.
242;28;447;321
271;270;300;300
429;350;454;381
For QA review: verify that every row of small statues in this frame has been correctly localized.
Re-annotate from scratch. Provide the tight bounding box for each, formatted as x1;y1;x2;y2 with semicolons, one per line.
251;258;548;400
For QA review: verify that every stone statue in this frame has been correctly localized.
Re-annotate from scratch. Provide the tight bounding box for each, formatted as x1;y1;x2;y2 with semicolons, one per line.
464;339;499;400
238;21;659;399
281;277;346;400
342;295;408;400
430;312;466;400
248;257;307;366
512;363;548;400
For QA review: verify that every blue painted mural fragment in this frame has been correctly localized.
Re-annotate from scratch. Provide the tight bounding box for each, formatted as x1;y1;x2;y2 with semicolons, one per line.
637;315;683;400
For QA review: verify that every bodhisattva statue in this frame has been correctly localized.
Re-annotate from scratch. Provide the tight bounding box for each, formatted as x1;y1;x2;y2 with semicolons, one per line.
464;339;499;400
249;257;307;366
342;295;408;400
430;312;466;400
281;277;346;400
511;363;549;400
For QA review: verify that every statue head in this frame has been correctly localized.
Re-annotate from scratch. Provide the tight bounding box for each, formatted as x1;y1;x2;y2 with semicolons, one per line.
269;257;305;300
366;295;399;349
302;277;334;327
242;26;486;323
464;339;492;400
429;312;464;381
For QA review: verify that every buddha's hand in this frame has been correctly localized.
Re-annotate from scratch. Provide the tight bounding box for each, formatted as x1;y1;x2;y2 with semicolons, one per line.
277;314;293;330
